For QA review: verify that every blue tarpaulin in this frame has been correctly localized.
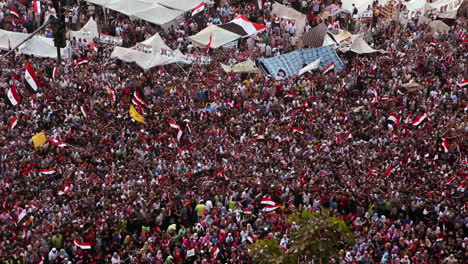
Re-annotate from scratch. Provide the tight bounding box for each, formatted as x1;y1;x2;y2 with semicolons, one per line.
258;46;344;80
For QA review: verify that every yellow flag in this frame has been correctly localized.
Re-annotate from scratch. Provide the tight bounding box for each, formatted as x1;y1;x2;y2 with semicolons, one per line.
32;131;47;148
129;105;145;123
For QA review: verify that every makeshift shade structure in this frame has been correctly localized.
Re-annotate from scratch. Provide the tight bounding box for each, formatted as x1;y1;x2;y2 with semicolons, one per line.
85;0;182;27
342;0;389;15
159;0;206;11
349;35;387;54
110;33;190;70
133;4;184;26
188;16;266;49
258;46;344;80
0;30;70;59
67;17;99;41
428;20;450;33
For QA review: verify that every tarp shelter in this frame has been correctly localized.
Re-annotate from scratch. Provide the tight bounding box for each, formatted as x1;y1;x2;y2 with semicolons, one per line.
110;33;190;70
428;20;450;33
425;0;463;13
133;4;184;26
417;15;432;25
67;17;99;42
221;59;260;74
301;23;327;48
271;2;307;37
258;46;344;80
158;0;205;12
349;35;387;54
188;16;266;49
85;0;182;27
0;30;70;59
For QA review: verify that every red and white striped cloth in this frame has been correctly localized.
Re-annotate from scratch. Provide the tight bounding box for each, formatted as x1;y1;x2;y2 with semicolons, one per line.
40;169;55;175
9;117;18;129
48;138;66;147
74;239;92;249
58;184;71;195
260;198;276;206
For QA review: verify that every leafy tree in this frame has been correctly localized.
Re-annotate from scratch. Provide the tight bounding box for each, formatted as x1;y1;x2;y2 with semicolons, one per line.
249;208;354;264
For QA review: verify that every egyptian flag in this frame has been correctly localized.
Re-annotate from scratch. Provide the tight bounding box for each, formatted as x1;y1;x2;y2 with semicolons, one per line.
441;138;450;153
260;198;276;206
383;55;394;61
191;2;205;16
36;256;44;264
25;63;39;93
132;97;146;115
80;106;89;119
256;133;265;140
73;239;91;250
58;184;71;195
411;113;427;126
292;128;304;134
133;91;149;107
89;42;98;52
321;62;335;75
205;34;213;52
264;204;281;212
387;113;400;129
10;8;20;17
108;87;116;103
212;245;220;259
52;67;59;80
456;80;467;88
9;117;18;129
384;166;394;177
33;0;41;14
243;209;252;214
41;169;55;175
168;121;183;141
430;40;437;46
17;207;27;223
6;85;21;106
73;57;89;68
285;94;296;98
48;138;66;147
258;0;265;9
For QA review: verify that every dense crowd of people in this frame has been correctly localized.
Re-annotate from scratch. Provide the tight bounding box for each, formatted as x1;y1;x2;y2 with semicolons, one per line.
0;0;466;263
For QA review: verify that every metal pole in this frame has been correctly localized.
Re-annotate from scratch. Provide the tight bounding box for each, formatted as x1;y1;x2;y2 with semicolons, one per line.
0;19;54;60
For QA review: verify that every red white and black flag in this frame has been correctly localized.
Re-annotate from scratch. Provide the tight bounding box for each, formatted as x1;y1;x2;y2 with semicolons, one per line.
33;0;41;14
321;62;335;75
191;2;205;16
387;113;400;129
6;85;21;106
25;63;40;93
411;113;427;126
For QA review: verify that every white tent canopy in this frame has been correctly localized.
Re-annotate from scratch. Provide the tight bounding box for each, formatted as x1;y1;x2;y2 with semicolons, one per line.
133;4;184;26
86;0;182;26
342;0;389;15
67;17;99;42
159;0;204;12
0;30;70;59
110;33;190;70
188;25;241;49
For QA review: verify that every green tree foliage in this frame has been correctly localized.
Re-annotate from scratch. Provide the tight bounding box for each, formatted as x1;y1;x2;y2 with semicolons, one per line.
249;208;354;264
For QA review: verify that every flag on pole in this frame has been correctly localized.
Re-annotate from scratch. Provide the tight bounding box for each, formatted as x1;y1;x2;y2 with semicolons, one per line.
264;204;281;212
6;85;21;106
169;121;183;141
9;117;18;129
10;9;20;17
48;138;67;147
411;113;427;126
321;62;335;74
17;208;27;223
25;63;39;93
212;245;220;259
205;34;213;52
258;0;265;9
292;128;304;134
456;80;467;88
384;166;394;177
441;138;449;153
73;58;89;68
33;0;41;14
260;198;276;206
40;169;56;175
52;67;59;80
58;184;71;195
132;97;146;115
73;239;92;250
80;106;89;119
191;2;205;16
133;91;149;107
